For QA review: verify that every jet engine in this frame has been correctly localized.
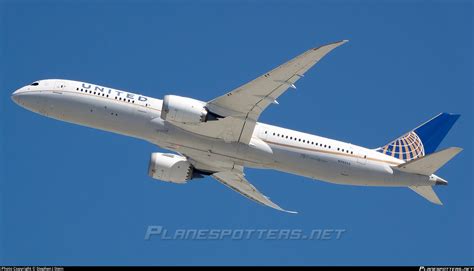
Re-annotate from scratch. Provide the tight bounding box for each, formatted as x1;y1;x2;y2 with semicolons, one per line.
161;95;208;123
148;152;196;184
161;95;222;124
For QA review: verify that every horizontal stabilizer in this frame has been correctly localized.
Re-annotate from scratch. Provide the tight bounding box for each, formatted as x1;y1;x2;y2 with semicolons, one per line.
397;147;462;176
409;186;443;205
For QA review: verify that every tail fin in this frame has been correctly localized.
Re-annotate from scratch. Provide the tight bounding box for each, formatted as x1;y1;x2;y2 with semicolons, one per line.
376;113;460;161
409;186;443;205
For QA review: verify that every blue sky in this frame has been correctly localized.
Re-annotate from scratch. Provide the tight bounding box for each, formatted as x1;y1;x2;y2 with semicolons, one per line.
1;0;472;266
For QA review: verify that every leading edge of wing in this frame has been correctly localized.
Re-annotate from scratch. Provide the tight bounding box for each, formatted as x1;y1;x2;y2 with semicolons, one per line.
207;39;349;118
166;41;349;145
211;171;297;214
204;40;349;144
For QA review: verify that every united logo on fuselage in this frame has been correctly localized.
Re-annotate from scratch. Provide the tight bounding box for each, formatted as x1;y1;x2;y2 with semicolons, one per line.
82;83;148;102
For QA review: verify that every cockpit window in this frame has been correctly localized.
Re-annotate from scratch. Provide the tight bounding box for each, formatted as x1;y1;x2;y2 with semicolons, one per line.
30;82;39;86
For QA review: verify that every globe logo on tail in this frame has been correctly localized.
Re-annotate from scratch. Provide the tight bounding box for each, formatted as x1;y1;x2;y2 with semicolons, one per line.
377;131;425;161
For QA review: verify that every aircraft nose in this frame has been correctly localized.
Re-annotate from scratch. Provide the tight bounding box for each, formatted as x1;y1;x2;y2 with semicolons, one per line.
11;86;51;115
11;88;23;104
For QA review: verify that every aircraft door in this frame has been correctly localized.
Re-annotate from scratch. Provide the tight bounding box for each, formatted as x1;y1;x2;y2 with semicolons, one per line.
258;126;268;140
356;149;367;165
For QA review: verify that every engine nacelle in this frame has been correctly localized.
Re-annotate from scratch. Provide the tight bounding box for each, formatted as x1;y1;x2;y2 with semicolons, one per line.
148;152;194;184
161;95;208;124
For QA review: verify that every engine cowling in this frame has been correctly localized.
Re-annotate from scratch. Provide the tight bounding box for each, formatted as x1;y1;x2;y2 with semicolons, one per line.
161;95;208;124
148;152;194;184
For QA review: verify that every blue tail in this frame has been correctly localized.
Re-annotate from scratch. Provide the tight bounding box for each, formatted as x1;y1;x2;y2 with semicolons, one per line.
376;113;460;161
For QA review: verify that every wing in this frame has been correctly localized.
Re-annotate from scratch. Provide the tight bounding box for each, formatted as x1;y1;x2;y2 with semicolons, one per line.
206;40;348;144
169;40;348;144
211;169;297;214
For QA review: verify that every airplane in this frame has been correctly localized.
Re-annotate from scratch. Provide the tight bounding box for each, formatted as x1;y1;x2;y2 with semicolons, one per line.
11;40;462;213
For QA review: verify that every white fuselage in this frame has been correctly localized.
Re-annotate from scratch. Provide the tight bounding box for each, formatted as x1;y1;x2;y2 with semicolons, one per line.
12;79;439;187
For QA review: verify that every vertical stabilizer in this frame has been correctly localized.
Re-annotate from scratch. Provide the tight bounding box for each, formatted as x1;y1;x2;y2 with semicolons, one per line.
377;113;460;161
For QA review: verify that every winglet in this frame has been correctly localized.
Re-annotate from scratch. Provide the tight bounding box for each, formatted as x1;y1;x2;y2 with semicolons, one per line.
312;39;348;52
273;205;298;214
315;39;348;48
283;210;298;214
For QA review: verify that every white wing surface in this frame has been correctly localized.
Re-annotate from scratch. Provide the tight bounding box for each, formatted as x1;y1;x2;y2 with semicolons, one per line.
211;169;297;214
171;40;348;144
